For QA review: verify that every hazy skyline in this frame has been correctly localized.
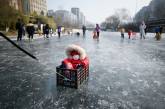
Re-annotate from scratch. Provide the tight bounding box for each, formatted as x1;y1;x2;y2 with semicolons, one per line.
47;0;152;23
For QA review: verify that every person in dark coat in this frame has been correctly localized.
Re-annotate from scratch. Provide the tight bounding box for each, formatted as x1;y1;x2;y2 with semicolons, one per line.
26;21;35;41
57;26;61;38
45;24;50;38
82;25;86;36
160;26;163;34
16;19;23;41
43;24;46;38
95;24;100;38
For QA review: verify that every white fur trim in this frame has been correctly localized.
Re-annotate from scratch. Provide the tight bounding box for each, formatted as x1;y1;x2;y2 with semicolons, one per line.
27;23;34;26
66;44;86;60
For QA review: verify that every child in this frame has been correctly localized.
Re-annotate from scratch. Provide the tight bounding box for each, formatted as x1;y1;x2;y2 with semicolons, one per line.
132;32;137;40
128;30;132;39
93;30;97;39
62;44;89;70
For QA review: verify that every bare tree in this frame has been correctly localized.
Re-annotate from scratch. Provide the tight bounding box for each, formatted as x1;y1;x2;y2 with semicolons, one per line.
102;8;131;30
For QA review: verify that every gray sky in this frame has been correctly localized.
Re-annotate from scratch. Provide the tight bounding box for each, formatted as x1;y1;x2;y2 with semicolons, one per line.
47;0;152;23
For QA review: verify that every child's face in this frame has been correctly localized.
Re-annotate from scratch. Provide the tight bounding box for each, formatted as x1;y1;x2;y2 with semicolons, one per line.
71;51;80;60
73;55;80;60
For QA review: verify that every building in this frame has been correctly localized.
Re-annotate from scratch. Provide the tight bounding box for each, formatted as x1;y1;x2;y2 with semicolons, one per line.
48;10;54;16
71;8;80;26
29;0;47;16
79;12;86;26
48;8;86;27
19;0;30;15
54;10;78;27
71;8;80;17
71;8;86;27
9;0;19;10
9;0;47;16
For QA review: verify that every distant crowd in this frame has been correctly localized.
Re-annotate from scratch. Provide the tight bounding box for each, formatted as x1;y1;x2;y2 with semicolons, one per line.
15;18;63;41
15;19;163;42
120;21;164;41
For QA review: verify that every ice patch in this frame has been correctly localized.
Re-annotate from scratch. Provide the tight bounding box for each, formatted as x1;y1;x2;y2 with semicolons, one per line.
90;105;94;108
54;101;59;106
115;82;121;87
129;79;135;84
138;80;143;82
107;86;111;92
143;81;150;88
122;91;128;96
126;67;131;71
110;103;116;109
98;100;109;106
152;58;156;61
154;81;161;86
35;88;40;91
132;74;137;77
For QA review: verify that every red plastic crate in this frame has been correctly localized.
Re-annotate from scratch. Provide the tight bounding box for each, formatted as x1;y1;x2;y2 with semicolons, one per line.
56;65;89;89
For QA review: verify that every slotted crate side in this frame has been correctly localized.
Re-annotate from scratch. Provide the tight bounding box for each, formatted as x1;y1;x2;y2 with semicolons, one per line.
86;66;89;79
56;65;89;89
56;67;77;88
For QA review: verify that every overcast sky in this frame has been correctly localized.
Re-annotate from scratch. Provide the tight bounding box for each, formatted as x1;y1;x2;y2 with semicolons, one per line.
47;0;152;23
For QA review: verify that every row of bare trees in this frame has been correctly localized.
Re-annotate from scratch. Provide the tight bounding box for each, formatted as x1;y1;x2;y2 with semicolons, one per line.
101;8;132;31
101;0;165;32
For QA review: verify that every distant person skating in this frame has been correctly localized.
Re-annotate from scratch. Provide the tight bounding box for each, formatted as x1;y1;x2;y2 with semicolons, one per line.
22;24;26;37
120;28;125;38
95;24;100;38
139;21;146;39
82;25;86;36
57;26;61;38
26;21;35;41
45;24;50;38
155;26;163;40
43;24;46;38
93;30;97;39
160;26;163;35
128;30;132;39
16;19;23;41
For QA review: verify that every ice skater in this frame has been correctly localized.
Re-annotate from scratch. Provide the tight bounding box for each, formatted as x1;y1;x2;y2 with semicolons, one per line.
139;21;146;39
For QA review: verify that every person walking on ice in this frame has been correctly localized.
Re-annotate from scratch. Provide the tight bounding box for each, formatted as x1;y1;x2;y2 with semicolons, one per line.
16;19;23;41
120;28;125;39
139;21;146;40
82;25;86;36
57;26;62;38
26;21;35;41
95;24;100;38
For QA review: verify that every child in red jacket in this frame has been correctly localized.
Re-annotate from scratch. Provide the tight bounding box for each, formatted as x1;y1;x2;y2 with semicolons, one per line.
62;44;89;70
128;30;132;39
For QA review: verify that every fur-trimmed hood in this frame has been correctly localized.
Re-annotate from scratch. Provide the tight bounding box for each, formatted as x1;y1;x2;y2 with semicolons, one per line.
66;44;86;60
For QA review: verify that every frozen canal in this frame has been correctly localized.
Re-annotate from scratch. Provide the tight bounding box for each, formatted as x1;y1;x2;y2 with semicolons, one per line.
0;32;165;109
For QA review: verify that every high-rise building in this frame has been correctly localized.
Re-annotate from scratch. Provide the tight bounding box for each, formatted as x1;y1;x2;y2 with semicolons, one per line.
71;8;86;27
71;8;80;26
20;0;30;15
9;0;19;10
71;8;80;17
48;10;54;16
53;10;78;27
29;0;47;16
9;0;47;16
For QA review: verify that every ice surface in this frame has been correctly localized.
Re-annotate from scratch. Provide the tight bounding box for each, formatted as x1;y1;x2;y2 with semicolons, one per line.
0;32;165;108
